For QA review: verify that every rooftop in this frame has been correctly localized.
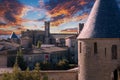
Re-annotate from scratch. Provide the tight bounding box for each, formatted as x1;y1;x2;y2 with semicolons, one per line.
0;40;20;53
78;0;120;39
10;32;18;39
65;35;77;39
33;46;68;54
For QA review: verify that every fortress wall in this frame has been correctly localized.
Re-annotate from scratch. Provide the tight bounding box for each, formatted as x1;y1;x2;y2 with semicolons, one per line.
78;38;120;80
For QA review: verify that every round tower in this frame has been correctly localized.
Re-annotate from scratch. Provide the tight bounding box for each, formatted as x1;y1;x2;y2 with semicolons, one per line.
77;0;120;80
21;37;32;49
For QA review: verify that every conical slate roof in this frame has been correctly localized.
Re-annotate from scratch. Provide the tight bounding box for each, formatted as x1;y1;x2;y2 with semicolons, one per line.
10;32;18;39
78;0;120;39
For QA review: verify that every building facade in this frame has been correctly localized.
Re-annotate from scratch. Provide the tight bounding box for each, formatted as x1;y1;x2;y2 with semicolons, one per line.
65;35;78;63
21;21;77;46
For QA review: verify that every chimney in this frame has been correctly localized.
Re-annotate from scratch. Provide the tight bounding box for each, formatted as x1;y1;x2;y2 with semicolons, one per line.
78;23;84;34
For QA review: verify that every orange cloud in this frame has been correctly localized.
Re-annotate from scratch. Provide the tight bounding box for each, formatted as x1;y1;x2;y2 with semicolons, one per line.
46;0;90;27
0;30;19;35
60;27;78;33
0;0;26;27
48;0;88;18
0;27;25;35
0;0;28;34
50;13;88;27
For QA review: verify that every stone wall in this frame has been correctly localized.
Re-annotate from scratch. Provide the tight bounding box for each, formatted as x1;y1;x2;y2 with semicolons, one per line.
0;55;7;68
0;70;78;80
78;38;120;80
41;71;78;80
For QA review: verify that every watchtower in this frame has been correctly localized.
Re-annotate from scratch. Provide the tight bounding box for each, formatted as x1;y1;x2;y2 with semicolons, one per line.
77;0;120;80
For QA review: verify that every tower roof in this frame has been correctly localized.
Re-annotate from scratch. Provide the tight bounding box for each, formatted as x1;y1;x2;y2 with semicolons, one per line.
78;0;120;39
10;32;18;39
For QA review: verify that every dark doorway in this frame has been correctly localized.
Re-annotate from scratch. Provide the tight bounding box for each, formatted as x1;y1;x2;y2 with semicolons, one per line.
112;69;118;80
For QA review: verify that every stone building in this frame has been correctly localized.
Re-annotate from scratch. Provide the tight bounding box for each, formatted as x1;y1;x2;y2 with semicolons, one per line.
21;21;77;46
21;37;32;49
0;40;20;67
77;0;120;80
65;35;78;63
21;29;45;45
25;45;68;68
0;42;68;69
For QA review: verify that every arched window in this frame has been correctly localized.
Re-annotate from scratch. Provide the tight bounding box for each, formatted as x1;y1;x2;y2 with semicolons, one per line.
111;45;117;59
94;42;98;54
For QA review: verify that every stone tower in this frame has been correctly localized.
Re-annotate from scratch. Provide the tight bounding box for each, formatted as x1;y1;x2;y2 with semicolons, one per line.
77;0;120;80
78;23;84;34
45;21;50;44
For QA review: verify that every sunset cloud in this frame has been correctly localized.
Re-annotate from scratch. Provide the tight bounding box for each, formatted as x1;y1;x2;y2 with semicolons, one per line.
0;0;25;26
0;0;29;34
2;0;117;34
60;27;78;33
45;0;94;28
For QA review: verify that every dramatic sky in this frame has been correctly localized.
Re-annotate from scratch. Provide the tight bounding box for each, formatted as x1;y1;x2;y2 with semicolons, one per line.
0;0;120;34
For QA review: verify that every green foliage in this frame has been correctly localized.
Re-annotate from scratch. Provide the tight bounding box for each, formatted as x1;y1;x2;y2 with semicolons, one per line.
57;59;69;70
32;63;41;80
34;63;40;71
57;59;68;66
11;62;22;80
13;60;20;73
7;48;27;70
16;48;27;70
40;61;51;70
7;56;16;67
37;40;42;48
1;64;47;80
39;59;72;70
2;73;11;80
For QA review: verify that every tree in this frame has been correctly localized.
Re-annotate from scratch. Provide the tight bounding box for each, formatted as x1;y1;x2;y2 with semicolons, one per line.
7;56;16;67
32;63;41;80
34;63;40;71
57;59;69;70
23;67;33;80
16;48;27;70
2;72;11;80
40;61;51;70
37;40;42;48
11;61;23;80
1;63;48;80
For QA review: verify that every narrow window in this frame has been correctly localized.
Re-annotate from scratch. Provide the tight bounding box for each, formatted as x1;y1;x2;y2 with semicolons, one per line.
112;45;117;59
94;42;97;54
80;42;82;53
105;48;106;57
